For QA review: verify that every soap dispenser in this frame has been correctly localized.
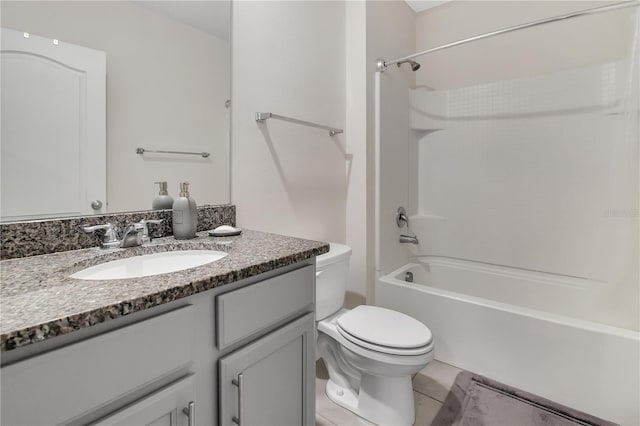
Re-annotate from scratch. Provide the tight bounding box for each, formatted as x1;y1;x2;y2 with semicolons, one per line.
152;181;174;210
172;182;197;239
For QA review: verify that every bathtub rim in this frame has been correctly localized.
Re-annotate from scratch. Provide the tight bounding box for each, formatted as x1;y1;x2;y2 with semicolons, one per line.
379;262;640;340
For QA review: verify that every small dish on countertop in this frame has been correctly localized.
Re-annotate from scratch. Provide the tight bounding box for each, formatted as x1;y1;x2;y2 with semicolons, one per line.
208;225;242;237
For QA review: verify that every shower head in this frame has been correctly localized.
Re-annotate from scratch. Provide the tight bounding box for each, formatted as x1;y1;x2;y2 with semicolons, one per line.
397;59;421;72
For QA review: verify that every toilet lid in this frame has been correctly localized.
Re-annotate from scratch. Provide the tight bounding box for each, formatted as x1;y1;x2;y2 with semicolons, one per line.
337;305;432;349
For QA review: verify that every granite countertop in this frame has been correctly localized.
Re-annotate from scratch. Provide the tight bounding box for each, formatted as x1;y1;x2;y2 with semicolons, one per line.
0;229;329;352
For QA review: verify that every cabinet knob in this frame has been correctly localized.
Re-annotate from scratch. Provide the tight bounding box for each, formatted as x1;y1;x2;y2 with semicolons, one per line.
232;373;244;425
182;401;195;426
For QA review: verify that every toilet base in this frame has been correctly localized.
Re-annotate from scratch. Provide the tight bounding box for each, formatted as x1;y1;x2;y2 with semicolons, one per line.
326;379;359;412
325;374;416;426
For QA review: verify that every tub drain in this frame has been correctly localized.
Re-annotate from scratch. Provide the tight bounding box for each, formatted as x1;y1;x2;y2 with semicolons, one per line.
405;271;414;283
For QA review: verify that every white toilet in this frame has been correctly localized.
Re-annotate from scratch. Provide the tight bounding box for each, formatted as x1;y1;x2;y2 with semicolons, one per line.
316;243;434;426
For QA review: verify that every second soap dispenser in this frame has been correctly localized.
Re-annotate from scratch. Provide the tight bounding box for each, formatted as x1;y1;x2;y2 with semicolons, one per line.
152;181;174;210
172;182;197;239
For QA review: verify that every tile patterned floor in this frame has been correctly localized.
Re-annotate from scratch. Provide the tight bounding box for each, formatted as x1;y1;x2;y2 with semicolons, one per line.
315;359;463;425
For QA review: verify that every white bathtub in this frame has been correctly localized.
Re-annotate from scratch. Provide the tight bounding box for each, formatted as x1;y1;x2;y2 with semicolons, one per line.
376;258;640;425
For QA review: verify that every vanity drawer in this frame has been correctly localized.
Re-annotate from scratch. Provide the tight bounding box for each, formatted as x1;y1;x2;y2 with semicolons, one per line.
216;264;314;350
1;305;195;426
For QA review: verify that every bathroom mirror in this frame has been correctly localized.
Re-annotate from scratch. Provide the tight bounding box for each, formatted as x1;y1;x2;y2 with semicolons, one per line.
0;1;231;222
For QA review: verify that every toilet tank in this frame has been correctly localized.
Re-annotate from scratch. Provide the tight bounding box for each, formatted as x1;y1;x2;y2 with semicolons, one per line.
316;243;352;320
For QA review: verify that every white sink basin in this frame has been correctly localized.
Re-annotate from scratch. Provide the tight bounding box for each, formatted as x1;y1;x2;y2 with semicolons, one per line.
70;250;228;280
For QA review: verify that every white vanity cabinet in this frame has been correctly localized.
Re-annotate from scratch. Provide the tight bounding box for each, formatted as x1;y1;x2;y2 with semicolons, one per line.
0;260;317;426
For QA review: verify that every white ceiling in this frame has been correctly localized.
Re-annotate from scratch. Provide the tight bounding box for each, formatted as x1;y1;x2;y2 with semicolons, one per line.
404;0;451;13
136;1;231;40
137;0;443;41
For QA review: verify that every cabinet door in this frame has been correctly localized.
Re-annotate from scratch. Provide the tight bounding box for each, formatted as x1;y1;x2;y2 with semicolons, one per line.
1;306;195;426
219;313;315;426
94;375;196;426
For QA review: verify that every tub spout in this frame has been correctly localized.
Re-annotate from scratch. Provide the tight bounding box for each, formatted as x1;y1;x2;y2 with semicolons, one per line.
399;235;419;244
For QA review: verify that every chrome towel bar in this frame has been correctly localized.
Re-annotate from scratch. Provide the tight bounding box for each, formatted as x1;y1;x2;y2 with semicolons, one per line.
255;112;343;136
136;148;210;158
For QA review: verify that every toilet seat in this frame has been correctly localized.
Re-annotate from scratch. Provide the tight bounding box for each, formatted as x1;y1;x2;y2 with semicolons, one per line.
318;309;434;368
337;327;432;356
336;306;433;356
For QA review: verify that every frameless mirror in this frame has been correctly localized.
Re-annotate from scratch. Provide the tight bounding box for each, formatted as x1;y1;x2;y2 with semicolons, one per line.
0;1;231;222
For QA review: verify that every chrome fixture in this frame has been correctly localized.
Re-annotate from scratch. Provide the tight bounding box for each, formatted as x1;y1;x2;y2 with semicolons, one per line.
397;59;421;71
232;373;244;425
120;219;164;248
120;223;143;248
255;112;344;136
83;219;163;248
376;0;640;72
396;207;409;228
136;147;210;158
405;271;414;283
137;219;164;243
399;235;419;245
183;401;195;426
83;223;120;248
90;200;103;210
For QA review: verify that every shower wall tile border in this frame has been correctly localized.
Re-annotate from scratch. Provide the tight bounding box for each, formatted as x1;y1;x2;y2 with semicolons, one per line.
0;205;236;260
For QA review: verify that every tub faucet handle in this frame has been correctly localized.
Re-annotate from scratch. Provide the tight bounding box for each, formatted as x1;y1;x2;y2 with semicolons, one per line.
396;207;409;228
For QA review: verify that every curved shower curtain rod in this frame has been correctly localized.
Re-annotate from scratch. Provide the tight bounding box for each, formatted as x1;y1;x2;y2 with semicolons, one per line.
377;0;640;72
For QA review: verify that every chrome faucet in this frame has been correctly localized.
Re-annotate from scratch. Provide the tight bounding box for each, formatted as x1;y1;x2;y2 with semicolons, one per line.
119;223;143;248
120;219;164;247
399;234;419;244
83;223;121;248
83;219;164;248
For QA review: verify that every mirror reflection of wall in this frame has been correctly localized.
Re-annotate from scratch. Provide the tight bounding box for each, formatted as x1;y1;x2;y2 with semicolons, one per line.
0;1;231;222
